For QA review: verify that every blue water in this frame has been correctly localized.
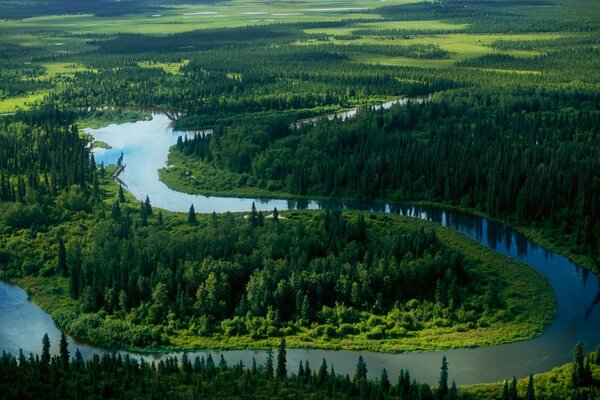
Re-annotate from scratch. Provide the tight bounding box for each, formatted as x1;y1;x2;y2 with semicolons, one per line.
0;113;598;386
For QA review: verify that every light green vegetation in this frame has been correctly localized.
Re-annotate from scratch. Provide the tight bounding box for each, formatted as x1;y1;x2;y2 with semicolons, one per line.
138;60;189;75
91;141;111;150
159;148;303;200
301;32;561;68
76;109;152;130
303;20;469;36
0;0;416;35
0;90;48;113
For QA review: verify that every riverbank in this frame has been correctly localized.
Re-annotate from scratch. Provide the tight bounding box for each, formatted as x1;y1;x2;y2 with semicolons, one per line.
157;148;599;278
3;196;554;353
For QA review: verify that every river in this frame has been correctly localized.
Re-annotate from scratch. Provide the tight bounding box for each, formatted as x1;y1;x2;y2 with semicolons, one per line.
0;104;599;386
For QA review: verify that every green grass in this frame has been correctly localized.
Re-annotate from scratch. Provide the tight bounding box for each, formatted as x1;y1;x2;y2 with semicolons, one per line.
0;90;48;113
301;32;560;67
76;109;152;130
0;0;416;35
303;20;469;36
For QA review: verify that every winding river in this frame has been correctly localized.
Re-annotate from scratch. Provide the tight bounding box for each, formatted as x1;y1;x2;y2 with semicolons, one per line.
1;106;599;386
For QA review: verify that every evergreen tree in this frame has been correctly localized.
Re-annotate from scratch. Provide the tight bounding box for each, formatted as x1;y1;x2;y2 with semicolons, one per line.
188;204;197;225
438;356;449;400
59;332;69;371
265;348;274;378
140;201;148;227
503;379;510;400
41;333;51;369
448;381;458;400
509;376;518;400
273;207;279;223
111;200;121;219
380;368;390;394
525;373;535;400
118;184;126;203
319;358;329;386
572;341;585;387
276;337;287;379
74;349;84;370
57;235;67;277
354;356;367;382
144;195;153;216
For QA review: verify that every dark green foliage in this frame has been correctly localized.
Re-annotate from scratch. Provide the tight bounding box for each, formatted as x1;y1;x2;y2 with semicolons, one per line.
59;333;69;371
276;337;286;379
573;341;585;387
57;235;67;277
525;374;535;400
438;356;448;400
187;204;196;224
18;335;593;400
37;207;487;347
178;87;600;261
0;111;97;216
118;185;125;203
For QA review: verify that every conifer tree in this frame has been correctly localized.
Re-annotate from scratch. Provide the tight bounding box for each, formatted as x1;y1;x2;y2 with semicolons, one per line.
188;204;197;224
118;184;126;203
265;348;274;378
276;337;287;379
59;332;69;371
525;373;535;400
57;235;67;277
438;356;449;400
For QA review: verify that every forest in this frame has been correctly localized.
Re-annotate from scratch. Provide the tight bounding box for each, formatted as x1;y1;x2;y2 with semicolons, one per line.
0;0;599;397
0;335;598;400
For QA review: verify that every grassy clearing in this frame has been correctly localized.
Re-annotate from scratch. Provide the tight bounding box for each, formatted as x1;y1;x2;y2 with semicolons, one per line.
307;32;559;67
0;90;48;113
303;20;469;36
0;0;415;35
138;60;189;75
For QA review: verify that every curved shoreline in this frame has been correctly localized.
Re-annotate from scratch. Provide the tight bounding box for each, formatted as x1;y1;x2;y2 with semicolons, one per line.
1;102;598;386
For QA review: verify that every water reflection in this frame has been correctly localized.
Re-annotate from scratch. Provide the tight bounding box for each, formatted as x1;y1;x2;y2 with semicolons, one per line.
1;113;598;387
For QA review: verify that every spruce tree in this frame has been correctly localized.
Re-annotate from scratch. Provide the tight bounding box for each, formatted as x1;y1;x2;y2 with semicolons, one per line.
265;348;274;378
57;235;67;277
276;337;287;379
41;333;51;369
188;204;197;225
59;332;69;371
509;376;518;400
525;373;535;400
118;184;126;203
354;356;367;382
503;379;510;400
380;368;390;394
438;356;449;400
572;341;584;387
319;358;329;386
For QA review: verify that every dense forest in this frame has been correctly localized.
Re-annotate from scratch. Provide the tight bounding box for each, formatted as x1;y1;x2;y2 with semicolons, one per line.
0;335;598;400
173;87;600;263
0;0;599;397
